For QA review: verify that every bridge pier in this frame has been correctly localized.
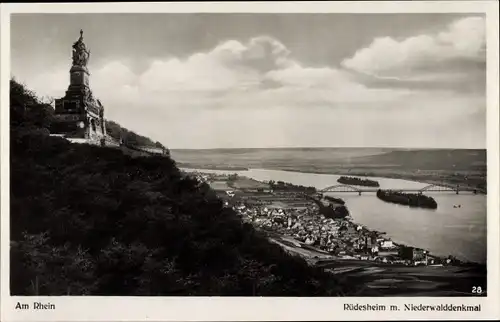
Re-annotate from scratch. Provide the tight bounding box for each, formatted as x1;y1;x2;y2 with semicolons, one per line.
456;190;459;195
358;191;361;196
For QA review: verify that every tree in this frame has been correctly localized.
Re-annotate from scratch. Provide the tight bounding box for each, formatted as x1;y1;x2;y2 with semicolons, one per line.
10;79;54;129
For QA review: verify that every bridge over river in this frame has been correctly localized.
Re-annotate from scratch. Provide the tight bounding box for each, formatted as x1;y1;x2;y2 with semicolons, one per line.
318;183;486;196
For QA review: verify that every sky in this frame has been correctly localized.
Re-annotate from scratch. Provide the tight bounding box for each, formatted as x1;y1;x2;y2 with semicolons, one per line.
10;13;486;149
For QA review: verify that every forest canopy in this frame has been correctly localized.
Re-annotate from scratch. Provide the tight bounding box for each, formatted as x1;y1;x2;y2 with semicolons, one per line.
9;79;352;296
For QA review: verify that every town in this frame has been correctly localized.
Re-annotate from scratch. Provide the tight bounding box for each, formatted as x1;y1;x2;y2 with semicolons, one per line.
187;171;459;268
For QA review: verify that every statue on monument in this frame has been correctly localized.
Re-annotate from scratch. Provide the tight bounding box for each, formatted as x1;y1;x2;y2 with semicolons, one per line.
84;89;92;102
72;29;91;67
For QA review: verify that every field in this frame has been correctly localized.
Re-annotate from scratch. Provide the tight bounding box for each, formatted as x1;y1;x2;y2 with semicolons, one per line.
209;181;232;191
229;176;270;190
322;260;486;296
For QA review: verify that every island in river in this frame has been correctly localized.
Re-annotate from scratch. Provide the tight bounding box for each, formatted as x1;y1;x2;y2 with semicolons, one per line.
377;189;438;209
338;176;380;187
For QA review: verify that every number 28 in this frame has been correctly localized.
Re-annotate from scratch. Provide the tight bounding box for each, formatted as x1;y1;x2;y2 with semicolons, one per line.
472;286;483;294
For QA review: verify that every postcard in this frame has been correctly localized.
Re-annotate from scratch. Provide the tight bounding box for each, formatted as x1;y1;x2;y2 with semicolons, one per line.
1;1;499;321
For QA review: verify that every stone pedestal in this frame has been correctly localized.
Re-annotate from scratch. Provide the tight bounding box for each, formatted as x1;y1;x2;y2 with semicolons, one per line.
69;65;89;87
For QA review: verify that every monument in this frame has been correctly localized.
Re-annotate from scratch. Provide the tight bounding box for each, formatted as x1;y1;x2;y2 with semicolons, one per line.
51;30;107;145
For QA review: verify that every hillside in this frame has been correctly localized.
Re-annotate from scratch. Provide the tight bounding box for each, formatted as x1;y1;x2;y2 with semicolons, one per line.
349;149;486;171
172;147;486;172
9;79;350;296
105;120;166;150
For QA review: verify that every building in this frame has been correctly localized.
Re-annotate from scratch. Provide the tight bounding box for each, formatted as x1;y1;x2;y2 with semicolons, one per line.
380;240;395;249
363;235;377;249
50;30;108;145
399;246;427;262
399;246;414;260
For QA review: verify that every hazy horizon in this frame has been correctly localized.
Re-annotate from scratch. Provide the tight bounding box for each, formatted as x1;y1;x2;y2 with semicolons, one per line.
11;13;486;149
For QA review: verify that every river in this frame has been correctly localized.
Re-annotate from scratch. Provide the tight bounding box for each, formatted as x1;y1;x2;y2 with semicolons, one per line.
182;168;487;264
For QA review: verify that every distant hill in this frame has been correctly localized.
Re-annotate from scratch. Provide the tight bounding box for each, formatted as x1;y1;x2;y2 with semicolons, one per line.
172;147;486;172
171;147;486;191
348;149;486;171
172;147;390;170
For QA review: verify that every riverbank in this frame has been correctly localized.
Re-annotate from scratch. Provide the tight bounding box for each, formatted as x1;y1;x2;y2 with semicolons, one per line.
186;169;481;267
262;231;486;296
183;167;486;264
177;163;486;193
177;163;249;171
275;167;486;193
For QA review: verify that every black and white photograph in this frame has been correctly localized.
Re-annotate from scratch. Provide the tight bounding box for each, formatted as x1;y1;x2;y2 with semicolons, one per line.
1;1;499;321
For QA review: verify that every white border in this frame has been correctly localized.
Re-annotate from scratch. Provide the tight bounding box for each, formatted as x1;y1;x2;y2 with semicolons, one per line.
1;2;499;321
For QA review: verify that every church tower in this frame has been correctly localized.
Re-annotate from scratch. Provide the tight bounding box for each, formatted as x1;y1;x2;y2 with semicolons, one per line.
51;30;106;144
